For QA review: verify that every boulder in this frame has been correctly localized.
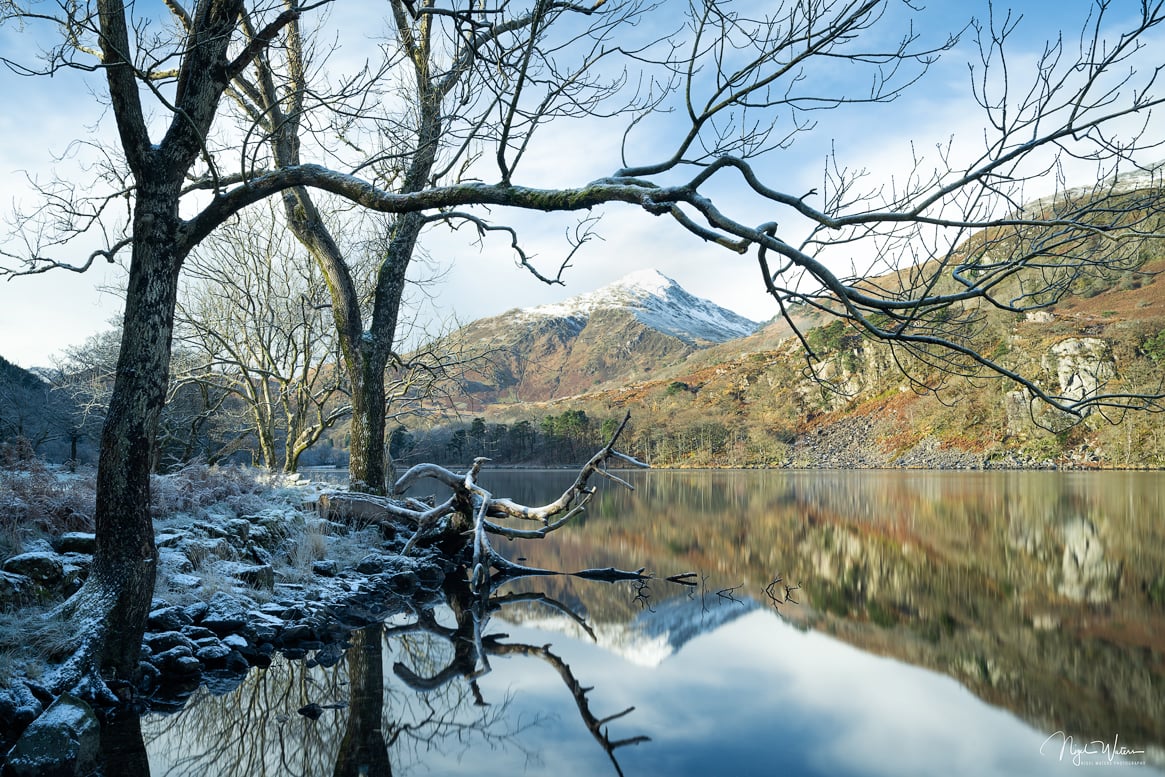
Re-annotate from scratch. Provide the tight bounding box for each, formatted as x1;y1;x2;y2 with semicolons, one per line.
1;553;64;585
2;693;99;777
53;533;96;555
148;605;194;632
199;592;249;634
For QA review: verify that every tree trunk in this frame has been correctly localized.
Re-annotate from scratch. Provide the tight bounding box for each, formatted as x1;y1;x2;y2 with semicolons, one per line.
348;354;389;494
61;179;183;689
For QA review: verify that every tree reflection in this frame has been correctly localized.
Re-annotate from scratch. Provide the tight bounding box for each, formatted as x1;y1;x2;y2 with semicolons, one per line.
135;569;651;776
332;623;391;777
99;714;151;777
388;574;649;777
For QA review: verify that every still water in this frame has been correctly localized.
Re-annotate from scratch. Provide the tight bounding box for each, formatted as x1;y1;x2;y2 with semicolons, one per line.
143;470;1165;776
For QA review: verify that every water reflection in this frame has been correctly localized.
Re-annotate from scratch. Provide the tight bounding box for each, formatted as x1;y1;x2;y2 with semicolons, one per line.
142;572;657;777
132;470;1165;775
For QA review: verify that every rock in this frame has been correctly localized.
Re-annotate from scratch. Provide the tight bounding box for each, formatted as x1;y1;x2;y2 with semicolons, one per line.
199;592;249;634
0;571;32;610
223;519;251;543
389;571;419;595
183;601;210;622
0;683;44;744
280;622;316;645
145;631;196;654
158;548;195;575
155;532;185;549
53;533;96;555
148;605;194;632
195;643;234;666
235;564;274;591
221;634;249;649
151;645;202;677
1;553;64;585
2;693;99;777
355;554;385;574
311;559;339;577
242;612;282;645
297;702;324;720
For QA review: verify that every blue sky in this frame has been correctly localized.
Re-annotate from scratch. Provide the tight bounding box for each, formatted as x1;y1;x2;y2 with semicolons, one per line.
1;0;1161;369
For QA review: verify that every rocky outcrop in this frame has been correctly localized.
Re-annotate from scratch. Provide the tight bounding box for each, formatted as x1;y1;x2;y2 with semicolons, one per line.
1043;337;1115;404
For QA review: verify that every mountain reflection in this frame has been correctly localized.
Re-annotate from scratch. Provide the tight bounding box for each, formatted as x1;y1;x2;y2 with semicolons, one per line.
137;469;1165;775
478;469;1165;758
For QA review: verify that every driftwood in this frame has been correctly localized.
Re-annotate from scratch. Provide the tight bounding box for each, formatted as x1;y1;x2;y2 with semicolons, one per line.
313;412;649;592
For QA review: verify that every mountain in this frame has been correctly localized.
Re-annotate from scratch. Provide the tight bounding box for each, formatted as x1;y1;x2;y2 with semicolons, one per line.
444;270;761;405
513;269;759;345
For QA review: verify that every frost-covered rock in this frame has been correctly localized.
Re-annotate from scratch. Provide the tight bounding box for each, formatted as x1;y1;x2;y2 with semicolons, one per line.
0;571;33;610
148;604;194;632
2;693;99;777
1;552;64;584
200;592;250;634
52;533;95;555
0;683;44;744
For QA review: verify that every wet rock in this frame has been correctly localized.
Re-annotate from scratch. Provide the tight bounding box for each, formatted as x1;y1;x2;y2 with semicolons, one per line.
389;570;419;595
1;553;64;585
280;622;316;645
53;533;95;555
308;642;345;669
297;702;324;720
151;645;201;674
195;643;234;666
148;605;194;632
242;612;282;645
2;692;99;777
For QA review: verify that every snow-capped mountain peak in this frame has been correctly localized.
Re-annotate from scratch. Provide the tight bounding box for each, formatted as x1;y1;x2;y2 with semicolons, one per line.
516;269;758;345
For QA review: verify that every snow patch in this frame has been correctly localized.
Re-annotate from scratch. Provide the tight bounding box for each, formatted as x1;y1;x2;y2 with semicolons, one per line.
513;269;759;345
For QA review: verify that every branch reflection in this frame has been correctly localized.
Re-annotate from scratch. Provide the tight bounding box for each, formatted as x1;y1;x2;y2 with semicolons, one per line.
139;570;651;776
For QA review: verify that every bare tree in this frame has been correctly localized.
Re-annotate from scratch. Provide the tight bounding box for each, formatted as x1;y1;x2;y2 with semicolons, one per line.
1;0;1163;696
176;206;350;472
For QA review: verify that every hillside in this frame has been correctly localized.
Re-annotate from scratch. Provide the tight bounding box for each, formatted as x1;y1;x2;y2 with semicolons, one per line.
407;252;1165;469
440;269;761;405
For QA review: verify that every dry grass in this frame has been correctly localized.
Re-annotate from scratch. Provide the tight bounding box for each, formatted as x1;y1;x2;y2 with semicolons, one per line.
0;461;96;557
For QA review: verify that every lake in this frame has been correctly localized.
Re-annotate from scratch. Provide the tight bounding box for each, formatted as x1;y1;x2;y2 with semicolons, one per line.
142;469;1165;776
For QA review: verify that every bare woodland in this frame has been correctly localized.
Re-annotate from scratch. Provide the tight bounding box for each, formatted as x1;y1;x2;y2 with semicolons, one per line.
1;0;1164;710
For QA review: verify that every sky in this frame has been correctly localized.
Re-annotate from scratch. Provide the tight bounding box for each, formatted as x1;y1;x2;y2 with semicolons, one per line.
1;0;1162;369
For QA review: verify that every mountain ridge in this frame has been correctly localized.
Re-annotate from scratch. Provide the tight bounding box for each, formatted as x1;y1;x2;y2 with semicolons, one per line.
445;269;761;405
